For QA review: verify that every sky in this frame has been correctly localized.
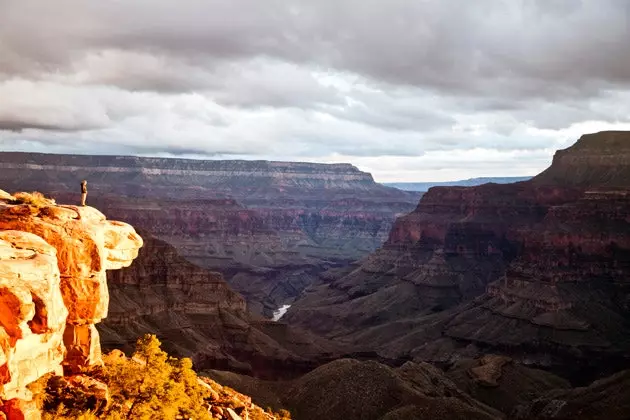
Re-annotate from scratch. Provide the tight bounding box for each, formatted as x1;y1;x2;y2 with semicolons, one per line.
1;0;630;182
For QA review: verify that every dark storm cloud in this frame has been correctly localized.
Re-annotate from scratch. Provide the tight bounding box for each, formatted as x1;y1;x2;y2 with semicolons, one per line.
1;0;630;181
0;120;96;132
3;0;629;99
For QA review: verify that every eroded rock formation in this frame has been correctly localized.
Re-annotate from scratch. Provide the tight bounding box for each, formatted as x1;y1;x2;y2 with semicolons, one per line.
0;154;419;315
0;230;67;403
286;131;630;381
514;369;630;419
0;190;142;418
99;231;343;380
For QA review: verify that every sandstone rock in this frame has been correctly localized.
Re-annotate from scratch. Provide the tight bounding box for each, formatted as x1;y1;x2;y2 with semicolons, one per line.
226;407;243;420
0;201;142;375
198;376;281;420
63;324;103;373
1;398;40;420
468;355;513;387
0;196;142;417
0;231;67;402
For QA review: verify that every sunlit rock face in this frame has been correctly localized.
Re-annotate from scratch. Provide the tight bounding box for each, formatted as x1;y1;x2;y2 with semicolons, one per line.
0;190;142;419
0;230;67;402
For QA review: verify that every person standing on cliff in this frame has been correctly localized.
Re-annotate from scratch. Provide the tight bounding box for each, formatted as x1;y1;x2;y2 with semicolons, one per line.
80;180;88;206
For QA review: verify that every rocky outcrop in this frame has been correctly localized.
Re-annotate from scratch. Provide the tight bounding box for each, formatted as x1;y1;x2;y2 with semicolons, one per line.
534;131;630;187
446;356;570;415
0;230;67;403
0;190;142;418
199;377;288;420
99;231;343;380
286;131;630;381
467;355;514;388
514;369;630;419
206;359;504;420
0;153;419;316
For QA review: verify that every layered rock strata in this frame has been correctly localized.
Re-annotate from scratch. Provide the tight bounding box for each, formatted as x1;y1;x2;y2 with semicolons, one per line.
286;131;630;381
0;190;142;418
285;182;571;338
99;231;342;380
0;153;419;316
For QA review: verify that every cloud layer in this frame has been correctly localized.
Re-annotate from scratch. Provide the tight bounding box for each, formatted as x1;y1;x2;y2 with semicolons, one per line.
1;0;629;181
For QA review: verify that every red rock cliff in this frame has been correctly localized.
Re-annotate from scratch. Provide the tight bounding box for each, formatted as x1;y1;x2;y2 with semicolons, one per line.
286;131;630;381
0;191;143;419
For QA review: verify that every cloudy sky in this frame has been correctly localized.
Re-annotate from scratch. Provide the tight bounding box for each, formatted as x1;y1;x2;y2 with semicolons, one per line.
1;0;630;181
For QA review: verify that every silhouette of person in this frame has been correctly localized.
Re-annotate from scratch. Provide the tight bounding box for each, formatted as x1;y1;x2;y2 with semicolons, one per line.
80;180;88;206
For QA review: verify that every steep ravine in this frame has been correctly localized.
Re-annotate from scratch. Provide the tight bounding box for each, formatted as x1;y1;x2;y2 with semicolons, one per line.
99;230;344;380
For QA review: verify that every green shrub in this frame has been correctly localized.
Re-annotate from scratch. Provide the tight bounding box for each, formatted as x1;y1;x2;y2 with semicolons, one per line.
43;335;212;420
278;408;292;419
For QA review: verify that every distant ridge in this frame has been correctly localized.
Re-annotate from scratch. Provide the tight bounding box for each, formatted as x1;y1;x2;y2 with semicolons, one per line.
384;176;531;192
533;131;630;187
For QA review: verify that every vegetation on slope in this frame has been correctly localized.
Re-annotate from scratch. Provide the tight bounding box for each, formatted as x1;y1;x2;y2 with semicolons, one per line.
39;335;290;420
9;191;55;207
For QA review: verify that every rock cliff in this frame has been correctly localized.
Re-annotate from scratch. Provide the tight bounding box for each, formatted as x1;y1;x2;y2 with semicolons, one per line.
0;153;419;316
286;131;630;381
534;131;630;187
0;190;142;419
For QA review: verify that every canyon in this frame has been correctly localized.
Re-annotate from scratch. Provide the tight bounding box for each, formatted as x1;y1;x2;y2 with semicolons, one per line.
99;230;343;379
286;131;630;383
1;131;630;419
0;154;419;316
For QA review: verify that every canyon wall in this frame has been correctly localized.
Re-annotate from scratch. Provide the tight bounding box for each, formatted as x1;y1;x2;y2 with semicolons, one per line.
0;190;142;419
286;131;630;381
0;154;419;315
99;231;343;380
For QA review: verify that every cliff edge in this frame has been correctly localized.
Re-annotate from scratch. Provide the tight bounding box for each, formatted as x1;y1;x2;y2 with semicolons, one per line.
0;190;143;419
